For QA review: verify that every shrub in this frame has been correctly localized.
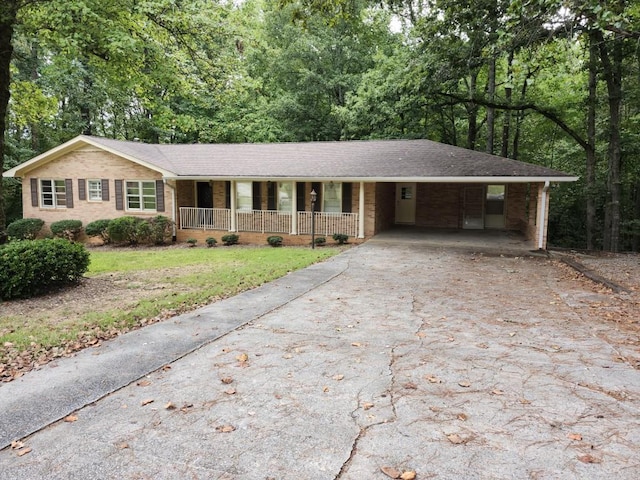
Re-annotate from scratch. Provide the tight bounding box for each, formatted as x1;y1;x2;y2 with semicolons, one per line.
85;219;112;244
314;236;326;246
267;235;283;247
221;233;239;246
332;233;349;245
186;238;197;247
147;215;174;245
0;238;90;300
205;237;217;247
50;219;83;242
106;216;145;245
6;218;44;240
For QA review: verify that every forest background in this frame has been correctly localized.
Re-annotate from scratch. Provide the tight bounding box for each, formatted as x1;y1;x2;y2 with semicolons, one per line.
1;0;639;251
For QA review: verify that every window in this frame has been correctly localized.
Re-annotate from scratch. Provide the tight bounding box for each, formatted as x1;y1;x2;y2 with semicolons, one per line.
277;182;293;212
41;179;66;208
88;180;102;201
323;182;342;213
126;181;156;211
236;181;253;210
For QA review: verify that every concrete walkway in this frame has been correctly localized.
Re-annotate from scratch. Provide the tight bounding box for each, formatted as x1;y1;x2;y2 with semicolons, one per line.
1;239;639;479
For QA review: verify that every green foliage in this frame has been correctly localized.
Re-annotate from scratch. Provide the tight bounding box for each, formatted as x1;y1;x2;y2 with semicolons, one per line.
314;236;326;246
332;233;349;244
106;216;145;245
205;237;217;247
146;215;174;245
186;238;197;246
267;235;283;247
50;219;83;241
221;233;239;246
0;239;90;300
85;219;111;243
6;218;44;240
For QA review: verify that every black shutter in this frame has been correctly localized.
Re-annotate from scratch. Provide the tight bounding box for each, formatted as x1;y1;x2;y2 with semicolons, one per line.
30;178;39;207
65;179;74;208
342;183;352;213
296;182;305;212
78;179;86;200
115;180;124;210
252;182;261;210
311;182;322;211
102;179;109;201
225;181;231;209
267;182;277;210
156;180;165;212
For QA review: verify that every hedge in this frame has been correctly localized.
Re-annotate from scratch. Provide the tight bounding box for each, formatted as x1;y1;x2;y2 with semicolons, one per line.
6;218;44;240
0;239;90;300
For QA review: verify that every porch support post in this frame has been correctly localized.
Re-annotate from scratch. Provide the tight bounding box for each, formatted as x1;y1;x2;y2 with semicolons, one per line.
358;181;365;239
536;181;550;250
291;181;298;234
230;181;237;232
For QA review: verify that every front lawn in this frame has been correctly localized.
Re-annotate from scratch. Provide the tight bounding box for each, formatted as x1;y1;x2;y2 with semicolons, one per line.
0;245;340;381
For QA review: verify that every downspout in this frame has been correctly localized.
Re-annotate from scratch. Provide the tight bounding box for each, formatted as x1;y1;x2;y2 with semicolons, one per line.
164;179;177;242
537;181;550;250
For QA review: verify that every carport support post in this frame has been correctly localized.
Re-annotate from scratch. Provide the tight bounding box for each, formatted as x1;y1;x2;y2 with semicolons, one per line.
310;189;317;249
230;181;237;232
537;181;550;250
358;181;365;239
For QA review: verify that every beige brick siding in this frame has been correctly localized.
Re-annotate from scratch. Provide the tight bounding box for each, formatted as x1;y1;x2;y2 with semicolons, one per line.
22;147;173;233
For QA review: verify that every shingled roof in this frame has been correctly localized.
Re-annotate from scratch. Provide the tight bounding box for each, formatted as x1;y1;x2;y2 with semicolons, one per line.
4;135;578;183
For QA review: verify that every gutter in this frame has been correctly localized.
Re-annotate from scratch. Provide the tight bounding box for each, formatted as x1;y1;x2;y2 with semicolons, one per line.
538;181;550;250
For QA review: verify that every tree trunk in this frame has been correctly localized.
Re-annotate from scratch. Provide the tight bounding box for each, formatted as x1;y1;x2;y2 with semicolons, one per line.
486;55;496;154
466;70;478;150
0;1;19;243
501;51;514;158
597;31;623;252
586;30;598;250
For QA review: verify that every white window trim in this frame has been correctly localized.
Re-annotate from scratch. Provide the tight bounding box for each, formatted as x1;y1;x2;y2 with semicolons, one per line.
40;179;66;209
87;179;103;202
125;180;157;212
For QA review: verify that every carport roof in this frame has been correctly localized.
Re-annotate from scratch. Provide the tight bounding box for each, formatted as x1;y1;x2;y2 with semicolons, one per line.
4;135;578;183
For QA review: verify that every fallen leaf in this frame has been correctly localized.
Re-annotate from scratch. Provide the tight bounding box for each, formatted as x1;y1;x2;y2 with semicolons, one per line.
225;388;237;395
117;442;130;449
136;380;151;387
491;389;505;395
416;331;426;338
568;433;583;441
215;425;235;433
363;402;374;410
400;472;417;480
578;454;601;464
221;377;234;384
161;365;172;371
323;386;329;392
165;402;176;410
447;433;465;444
11;441;25;450
404;382;418;390
236;353;248;363
64;414;78;422
456;413;468;421
426;375;441;383
351;342;362;347
180;403;194;412
141;399;154;406
333;374;345;381
17;447;32;457
519;398;531;405
458;381;471;388
380;466;401;478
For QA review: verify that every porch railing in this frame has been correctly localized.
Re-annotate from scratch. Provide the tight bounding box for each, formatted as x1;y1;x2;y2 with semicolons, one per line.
180;207;358;237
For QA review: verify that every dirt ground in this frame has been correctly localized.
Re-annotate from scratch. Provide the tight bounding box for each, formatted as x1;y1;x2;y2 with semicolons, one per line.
1;247;639;382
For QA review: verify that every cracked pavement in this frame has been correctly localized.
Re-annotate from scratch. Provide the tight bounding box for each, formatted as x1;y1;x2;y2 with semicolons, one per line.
1;238;639;479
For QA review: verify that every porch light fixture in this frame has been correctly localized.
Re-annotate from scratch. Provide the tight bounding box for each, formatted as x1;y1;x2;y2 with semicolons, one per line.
310;189;317;249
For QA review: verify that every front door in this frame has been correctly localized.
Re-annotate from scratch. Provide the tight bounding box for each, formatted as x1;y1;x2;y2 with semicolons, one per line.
463;186;484;229
197;181;213;208
395;182;416;224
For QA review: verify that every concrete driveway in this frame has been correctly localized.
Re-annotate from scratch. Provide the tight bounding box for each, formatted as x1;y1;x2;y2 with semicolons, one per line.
1;238;639;479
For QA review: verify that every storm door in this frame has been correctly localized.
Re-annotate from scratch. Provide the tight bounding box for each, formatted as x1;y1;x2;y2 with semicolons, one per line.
395;183;416;224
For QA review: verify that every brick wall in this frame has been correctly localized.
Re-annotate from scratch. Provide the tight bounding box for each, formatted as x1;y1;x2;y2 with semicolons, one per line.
22;146;173;233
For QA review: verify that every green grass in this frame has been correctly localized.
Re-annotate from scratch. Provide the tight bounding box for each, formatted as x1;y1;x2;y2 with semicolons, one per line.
0;246;341;367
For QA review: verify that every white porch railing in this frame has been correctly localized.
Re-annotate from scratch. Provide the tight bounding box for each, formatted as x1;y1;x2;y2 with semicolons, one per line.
298;212;358;237
180;207;358;237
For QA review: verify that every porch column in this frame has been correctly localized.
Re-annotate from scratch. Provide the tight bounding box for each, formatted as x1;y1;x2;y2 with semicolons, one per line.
291;181;298;235
358;181;365;239
536;181;550;249
230;181;237;232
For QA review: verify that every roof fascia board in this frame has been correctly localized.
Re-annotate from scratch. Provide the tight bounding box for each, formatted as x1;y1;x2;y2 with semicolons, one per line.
3;135;175;178
164;175;579;183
